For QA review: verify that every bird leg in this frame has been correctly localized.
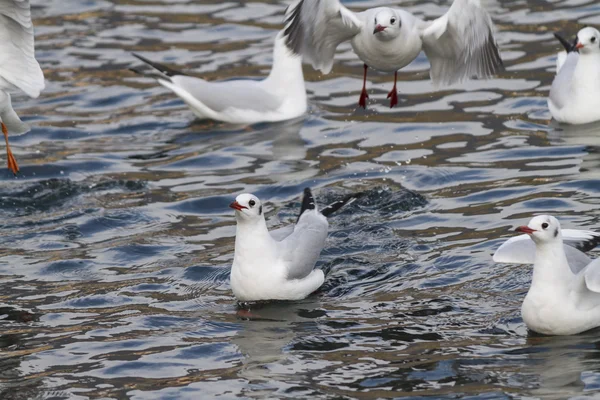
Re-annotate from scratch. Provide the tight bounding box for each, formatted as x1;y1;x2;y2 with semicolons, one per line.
358;64;369;109
2;122;19;175
387;71;398;108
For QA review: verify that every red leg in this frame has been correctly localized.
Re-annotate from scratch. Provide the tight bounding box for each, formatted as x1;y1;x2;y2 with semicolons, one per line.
2;122;18;175
358;64;369;109
387;71;398;108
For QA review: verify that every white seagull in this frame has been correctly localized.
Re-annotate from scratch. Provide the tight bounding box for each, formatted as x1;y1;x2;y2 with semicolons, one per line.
229;188;361;302
0;0;45;174
131;30;306;125
549;27;600;125
284;0;503;108
493;215;600;335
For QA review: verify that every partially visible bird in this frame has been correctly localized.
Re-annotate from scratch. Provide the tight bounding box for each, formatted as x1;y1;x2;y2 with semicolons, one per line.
0;0;45;174
229;188;361;302
493;215;600;335
130;30;306;125
549;27;600;125
284;0;503;109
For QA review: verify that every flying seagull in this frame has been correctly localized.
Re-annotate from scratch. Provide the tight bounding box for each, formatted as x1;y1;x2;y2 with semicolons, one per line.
284;0;503;109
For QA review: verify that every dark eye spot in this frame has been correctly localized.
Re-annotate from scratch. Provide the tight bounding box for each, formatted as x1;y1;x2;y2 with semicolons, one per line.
259;205;262;215
390;18;396;24
542;223;548;229
592;37;597;43
249;200;255;207
554;228;558;238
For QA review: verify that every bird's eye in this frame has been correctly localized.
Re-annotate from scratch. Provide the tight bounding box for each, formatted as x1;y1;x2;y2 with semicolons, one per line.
390;18;396;24
542;223;548;229
249;200;255;207
592;37;597;43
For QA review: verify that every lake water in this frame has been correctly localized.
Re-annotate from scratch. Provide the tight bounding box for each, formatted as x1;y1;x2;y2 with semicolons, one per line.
2;0;600;399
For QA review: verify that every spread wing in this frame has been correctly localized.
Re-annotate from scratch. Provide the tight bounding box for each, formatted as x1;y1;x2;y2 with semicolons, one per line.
284;0;363;74
0;0;44;97
493;229;600;274
278;210;328;280
420;0;503;86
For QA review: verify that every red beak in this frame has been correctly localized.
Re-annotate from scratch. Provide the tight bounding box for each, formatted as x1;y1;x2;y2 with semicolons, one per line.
516;226;536;234
229;201;247;211
576;42;584;49
373;24;386;34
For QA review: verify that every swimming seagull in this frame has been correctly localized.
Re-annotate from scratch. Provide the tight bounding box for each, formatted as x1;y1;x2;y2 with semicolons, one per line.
229;188;361;302
283;0;503;109
493;215;600;335
0;0;45;174
130;30;307;125
548;27;600;125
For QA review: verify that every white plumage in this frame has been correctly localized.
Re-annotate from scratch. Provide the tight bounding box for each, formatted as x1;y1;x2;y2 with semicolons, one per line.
0;0;45;174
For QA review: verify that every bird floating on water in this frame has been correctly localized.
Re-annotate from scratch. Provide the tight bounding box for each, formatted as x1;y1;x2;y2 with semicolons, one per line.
493;215;600;335
130;30;306;125
283;0;503;109
549;27;600;125
230;188;361;302
0;0;45;175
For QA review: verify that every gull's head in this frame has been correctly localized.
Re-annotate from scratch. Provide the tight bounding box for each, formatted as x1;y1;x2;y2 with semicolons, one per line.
230;193;264;222
575;27;600;54
516;215;561;244
372;8;401;41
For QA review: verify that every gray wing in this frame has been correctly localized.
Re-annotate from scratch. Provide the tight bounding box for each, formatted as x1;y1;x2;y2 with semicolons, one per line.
419;0;503;86
584;259;600;293
493;233;594;274
0;0;44;97
549;52;578;110
270;225;295;242
168;75;283;113
278;210;328;280
284;0;363;74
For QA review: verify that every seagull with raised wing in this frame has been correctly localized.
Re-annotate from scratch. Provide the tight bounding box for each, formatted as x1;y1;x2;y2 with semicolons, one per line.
549;27;600;125
229;188;361;302
284;0;503;109
493;215;600;335
0;0;45;174
130;30;306;125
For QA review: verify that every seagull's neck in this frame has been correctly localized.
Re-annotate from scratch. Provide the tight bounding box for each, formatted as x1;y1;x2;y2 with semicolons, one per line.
234;217;276;261
531;239;573;289
574;52;600;88
263;35;305;96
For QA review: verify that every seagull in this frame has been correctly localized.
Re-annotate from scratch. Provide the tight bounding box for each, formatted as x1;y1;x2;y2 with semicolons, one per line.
130;30;307;125
0;0;45;175
229;188;361;302
548;27;600;125
493;215;600;335
283;0;503;109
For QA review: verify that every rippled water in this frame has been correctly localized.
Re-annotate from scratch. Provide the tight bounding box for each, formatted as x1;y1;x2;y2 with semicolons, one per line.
2;0;600;398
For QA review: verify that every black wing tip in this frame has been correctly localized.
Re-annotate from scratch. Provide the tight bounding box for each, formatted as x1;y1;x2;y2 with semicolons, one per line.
131;52;188;77
574;233;600;252
283;0;304;56
553;32;578;53
297;187;316;222
320;191;365;218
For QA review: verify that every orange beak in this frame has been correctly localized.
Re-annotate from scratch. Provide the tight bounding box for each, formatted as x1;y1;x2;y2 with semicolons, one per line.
516;226;536;234
229;201;247;211
575;42;584;49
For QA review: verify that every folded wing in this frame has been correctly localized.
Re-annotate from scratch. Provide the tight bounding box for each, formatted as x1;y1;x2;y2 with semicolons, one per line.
420;0;503;86
284;0;363;74
0;0;44;97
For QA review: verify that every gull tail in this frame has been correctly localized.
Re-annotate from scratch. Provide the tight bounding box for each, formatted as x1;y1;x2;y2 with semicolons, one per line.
320;192;364;218
553;33;578;53
130;53;188;80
